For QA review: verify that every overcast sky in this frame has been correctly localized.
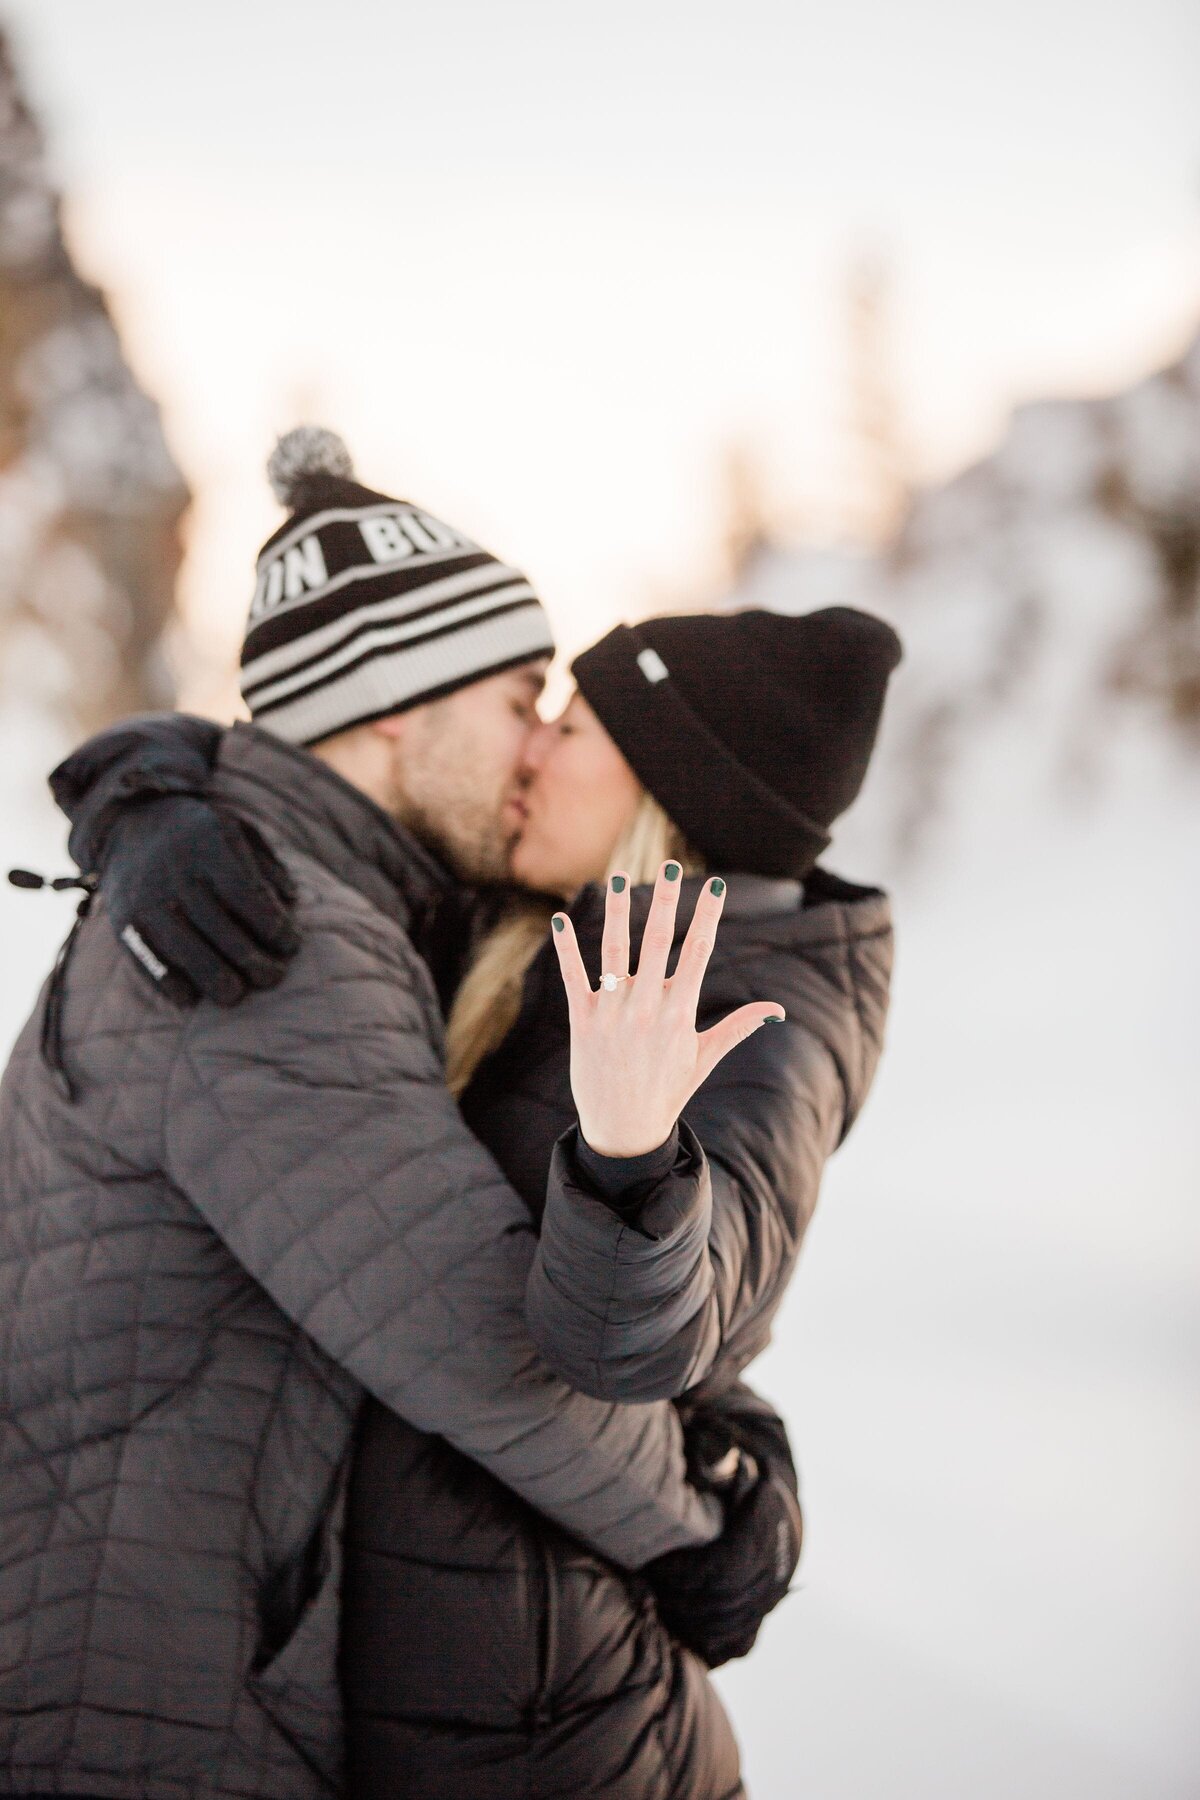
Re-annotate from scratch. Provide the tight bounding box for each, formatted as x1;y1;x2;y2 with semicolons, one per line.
4;0;1198;687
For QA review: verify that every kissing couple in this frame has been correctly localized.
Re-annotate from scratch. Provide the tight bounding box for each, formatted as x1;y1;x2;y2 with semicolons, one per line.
0;427;900;1799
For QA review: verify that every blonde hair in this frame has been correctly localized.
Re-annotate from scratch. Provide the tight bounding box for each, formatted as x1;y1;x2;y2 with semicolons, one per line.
444;790;703;1096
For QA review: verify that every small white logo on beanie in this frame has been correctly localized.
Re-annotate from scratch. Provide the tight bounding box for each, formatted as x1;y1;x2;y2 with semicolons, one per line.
637;647;669;684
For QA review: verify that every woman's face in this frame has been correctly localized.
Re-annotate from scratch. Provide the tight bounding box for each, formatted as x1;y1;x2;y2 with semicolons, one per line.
508;691;643;898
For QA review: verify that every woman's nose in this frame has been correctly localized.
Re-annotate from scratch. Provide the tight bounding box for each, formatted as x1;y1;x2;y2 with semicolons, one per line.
519;720;554;776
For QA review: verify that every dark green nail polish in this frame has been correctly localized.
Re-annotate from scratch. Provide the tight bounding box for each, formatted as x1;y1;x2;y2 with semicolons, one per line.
709;878;725;897
552;916;565;933
665;862;681;882
611;875;626;893
765;1013;785;1023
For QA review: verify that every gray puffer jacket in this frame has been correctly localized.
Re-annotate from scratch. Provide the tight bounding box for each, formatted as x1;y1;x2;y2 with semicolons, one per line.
467;868;893;1402
0;723;718;1800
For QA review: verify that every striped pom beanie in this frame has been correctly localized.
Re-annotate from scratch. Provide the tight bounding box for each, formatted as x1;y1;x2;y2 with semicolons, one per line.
239;427;555;746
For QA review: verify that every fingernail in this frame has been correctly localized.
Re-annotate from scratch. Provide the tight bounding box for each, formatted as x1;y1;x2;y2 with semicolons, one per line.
552;915;565;933
709;878;725;897
611;875;626;893
765;1013;785;1023
664;862;681;882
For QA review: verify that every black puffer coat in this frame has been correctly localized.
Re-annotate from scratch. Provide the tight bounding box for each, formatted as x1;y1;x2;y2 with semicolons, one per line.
342;1398;752;1800
342;867;893;1797
523;870;894;1400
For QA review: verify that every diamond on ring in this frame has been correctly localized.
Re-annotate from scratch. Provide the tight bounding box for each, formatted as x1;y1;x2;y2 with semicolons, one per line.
600;972;628;992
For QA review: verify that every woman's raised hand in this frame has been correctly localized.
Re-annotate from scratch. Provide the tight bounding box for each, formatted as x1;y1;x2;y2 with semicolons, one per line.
550;864;785;1159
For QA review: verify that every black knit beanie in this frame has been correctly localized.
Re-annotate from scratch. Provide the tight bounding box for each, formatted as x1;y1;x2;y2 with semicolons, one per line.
239;427;555;747
571;607;903;879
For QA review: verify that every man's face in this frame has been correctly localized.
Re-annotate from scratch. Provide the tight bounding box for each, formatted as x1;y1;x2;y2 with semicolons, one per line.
384;662;548;882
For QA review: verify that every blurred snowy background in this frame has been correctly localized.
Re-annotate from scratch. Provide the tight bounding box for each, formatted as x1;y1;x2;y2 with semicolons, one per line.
713;338;1200;1797
0;4;1197;1796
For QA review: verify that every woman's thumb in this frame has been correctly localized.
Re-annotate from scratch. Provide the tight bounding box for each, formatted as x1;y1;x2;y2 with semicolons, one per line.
695;1004;785;1083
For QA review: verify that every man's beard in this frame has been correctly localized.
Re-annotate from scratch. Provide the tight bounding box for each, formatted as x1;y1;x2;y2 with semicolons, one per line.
398;791;518;884
381;721;517;885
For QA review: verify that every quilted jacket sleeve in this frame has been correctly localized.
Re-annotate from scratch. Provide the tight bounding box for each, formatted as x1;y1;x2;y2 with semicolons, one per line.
526;1016;846;1402
50;713;224;871
162;879;721;1569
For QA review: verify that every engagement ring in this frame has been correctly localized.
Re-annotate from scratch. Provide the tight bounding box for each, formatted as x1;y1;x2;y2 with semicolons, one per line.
599;972;632;992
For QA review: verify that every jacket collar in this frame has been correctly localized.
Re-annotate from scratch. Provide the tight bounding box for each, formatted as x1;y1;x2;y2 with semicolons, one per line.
212;722;455;934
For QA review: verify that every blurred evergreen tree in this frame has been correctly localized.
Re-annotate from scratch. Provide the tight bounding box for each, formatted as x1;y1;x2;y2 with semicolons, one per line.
0;28;188;735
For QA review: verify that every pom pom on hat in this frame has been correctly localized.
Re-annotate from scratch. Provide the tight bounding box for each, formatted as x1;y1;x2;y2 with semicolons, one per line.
267;425;355;508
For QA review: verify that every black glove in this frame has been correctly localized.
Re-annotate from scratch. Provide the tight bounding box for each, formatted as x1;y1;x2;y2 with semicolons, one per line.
644;1387;803;1669
49;716;300;1006
99;796;301;1005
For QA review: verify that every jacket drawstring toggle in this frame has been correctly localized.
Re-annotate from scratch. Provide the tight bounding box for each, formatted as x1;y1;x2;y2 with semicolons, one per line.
8;867;98;1101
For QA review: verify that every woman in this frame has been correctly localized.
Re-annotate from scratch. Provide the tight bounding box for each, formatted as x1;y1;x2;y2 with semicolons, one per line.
452;606;899;1408
50;604;899;1799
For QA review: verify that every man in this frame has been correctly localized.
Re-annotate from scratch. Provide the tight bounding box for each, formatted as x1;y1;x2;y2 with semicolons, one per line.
1;430;768;1798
